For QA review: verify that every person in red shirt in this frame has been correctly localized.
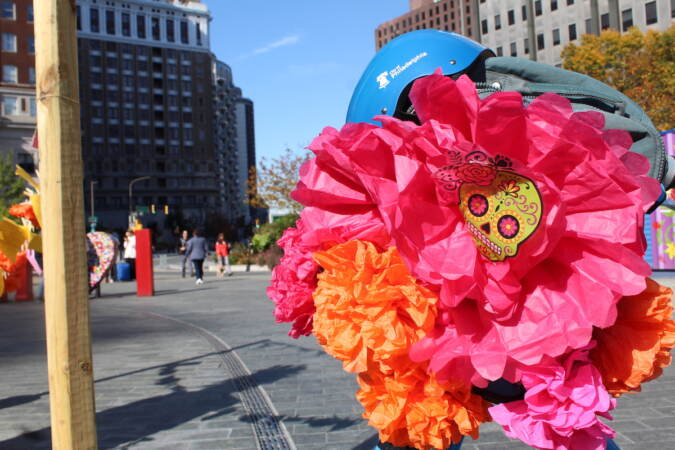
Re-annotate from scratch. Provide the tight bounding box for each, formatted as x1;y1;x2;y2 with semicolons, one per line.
215;233;232;277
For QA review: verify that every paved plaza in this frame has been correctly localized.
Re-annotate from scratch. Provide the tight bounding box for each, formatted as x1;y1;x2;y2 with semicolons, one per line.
0;270;673;449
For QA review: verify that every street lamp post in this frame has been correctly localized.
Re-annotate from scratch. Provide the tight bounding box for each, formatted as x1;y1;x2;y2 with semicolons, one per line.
128;176;151;228
89;180;98;232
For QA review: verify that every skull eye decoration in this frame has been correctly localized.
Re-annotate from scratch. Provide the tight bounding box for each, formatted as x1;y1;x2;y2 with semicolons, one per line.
436;151;543;262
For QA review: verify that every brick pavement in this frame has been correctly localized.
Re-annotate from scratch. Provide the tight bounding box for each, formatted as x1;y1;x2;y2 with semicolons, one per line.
0;271;673;449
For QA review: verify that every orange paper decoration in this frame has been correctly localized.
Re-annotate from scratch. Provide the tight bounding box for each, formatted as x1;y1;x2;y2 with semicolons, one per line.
312;240;438;373
591;278;675;396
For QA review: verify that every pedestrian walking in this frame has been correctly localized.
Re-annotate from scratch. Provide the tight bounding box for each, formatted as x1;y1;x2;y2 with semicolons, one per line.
185;229;208;285
178;229;193;278
215;233;232;277
123;230;136;280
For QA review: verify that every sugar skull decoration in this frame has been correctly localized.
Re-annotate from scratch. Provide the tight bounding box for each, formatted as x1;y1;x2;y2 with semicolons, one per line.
436;151;542;261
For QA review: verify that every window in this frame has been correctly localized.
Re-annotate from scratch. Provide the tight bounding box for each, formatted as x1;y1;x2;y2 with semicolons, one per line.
481;19;488;34
76;5;81;30
524;38;530;54
496;46;503;56
522;5;527;21
567;0;574;5
508;9;515;25
568;23;577;41
2;65;17;83
122;13;130;36
1;96;18;117
1;33;16;52
152;17;160;40
494;14;501;30
90;55;101;66
195;23;201;46
621;9;633;31
551;1;558;11
137;15;146;38
180;21;188;44
552;28;560;46
585;18;592;34
106;10;115;35
29;98;36;117
1;2;14;19
601;13;609;30
537;33;545;50
90;8;99;33
27;35;34;53
535;1;542;16
166;19;174;42
510;42;517;56
28;67;35;84
645;1;657;25
27;5;34;22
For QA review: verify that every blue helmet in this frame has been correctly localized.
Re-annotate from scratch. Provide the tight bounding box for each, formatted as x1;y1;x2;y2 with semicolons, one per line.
346;30;493;125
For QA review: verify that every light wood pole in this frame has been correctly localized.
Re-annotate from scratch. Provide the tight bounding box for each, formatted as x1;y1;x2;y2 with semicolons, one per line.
34;1;98;448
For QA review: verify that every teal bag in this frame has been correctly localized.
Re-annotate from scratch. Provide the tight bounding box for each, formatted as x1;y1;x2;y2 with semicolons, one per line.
481;57;674;197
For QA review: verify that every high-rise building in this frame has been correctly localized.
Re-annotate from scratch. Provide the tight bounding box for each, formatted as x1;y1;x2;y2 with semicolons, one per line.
75;0;221;230
376;1;673;66
0;0;37;173
213;59;250;224
478;0;674;66
234;97;256;227
375;0;481;50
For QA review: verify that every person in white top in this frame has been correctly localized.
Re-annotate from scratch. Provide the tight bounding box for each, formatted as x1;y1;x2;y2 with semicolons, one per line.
123;230;137;280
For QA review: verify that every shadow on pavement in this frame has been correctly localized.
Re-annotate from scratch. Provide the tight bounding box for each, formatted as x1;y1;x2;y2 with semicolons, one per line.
240;412;362;432
94;286;218;299
0;361;306;449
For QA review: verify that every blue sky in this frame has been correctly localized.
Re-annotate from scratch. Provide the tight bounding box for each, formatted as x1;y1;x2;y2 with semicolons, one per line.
208;1;409;162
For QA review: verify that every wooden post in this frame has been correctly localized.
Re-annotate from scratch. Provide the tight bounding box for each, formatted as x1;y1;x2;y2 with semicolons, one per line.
34;1;98;449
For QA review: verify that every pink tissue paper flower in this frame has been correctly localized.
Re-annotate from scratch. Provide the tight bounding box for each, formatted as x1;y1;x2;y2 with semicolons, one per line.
291;70;660;381
267;206;389;338
489;347;616;450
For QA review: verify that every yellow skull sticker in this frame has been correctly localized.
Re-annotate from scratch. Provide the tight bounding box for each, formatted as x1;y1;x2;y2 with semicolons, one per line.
459;171;543;262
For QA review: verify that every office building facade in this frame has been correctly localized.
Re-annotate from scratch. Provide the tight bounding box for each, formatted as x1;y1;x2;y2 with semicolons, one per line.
376;1;673;66
479;0;674;66
376;0;481;50
213;59;254;225
0;0;36;172
75;0;222;230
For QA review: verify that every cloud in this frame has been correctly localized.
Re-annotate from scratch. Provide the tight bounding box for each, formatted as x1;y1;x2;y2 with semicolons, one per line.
286;61;341;77
241;35;301;58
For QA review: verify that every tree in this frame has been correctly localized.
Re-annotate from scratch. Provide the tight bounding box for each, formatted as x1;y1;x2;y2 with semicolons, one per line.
0;155;26;218
561;26;674;130
247;147;311;214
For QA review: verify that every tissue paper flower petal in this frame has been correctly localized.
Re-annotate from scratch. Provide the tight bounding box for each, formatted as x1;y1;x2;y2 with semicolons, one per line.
312;240;437;373
357;363;490;450
267;207;389;338
8;203;39;229
591;278;675;395
489;347;616;450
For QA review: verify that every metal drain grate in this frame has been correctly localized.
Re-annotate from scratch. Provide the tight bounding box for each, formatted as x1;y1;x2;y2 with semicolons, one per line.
143;312;295;450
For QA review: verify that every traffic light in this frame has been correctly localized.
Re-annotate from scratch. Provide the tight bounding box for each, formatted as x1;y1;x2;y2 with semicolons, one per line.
150;204;156;214
164;204;169;214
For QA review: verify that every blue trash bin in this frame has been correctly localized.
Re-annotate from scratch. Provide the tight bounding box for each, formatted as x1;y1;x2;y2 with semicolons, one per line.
116;262;131;281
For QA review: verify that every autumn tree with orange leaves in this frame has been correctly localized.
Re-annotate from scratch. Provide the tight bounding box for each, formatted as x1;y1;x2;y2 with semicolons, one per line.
561;26;674;130
246;147;311;214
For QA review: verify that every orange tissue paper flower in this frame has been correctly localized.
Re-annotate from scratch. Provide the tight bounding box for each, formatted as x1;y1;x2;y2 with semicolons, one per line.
357;364;490;449
312;240;438;374
591;278;675;396
8;203;40;229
